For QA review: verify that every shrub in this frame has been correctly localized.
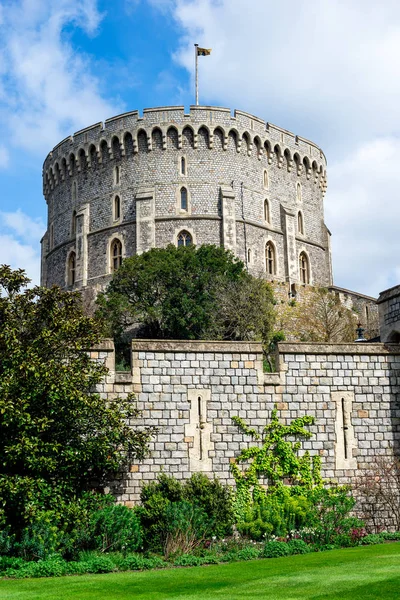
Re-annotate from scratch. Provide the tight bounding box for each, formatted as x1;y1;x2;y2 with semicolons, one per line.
360;534;385;545
119;553;166;571
138;473;233;552
89;503;143;553
236;490;310;540
287;539;310;555
163;501;213;558
80;554;117;574
173;554;202;567
236;546;261;560
381;531;400;540
262;541;290;558
183;473;234;538
0;527;14;555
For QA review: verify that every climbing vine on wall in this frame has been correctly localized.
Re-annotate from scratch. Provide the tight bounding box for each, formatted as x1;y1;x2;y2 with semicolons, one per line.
230;408;322;519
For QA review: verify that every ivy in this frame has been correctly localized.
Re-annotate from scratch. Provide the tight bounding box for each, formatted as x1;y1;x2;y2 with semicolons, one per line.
230;407;322;519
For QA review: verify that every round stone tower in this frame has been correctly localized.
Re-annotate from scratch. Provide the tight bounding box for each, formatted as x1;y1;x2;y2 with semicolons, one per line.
41;106;332;293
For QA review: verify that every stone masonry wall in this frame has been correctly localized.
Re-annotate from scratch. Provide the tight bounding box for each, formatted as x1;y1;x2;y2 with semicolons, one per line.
378;285;400;342
41;105;331;293
92;339;400;526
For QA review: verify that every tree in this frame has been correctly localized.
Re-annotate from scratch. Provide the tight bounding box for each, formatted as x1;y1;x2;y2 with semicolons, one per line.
96;244;275;343
274;286;357;343
0;265;154;534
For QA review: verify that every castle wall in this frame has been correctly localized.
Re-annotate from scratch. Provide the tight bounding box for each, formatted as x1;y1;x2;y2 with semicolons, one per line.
41;105;331;292
378;285;400;343
92;339;400;526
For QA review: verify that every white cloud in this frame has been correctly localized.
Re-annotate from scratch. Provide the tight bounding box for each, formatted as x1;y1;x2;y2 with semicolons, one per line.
0;210;45;285
0;0;122;155
0;144;9;168
153;0;400;297
168;0;400;145
327;138;400;297
0;209;45;244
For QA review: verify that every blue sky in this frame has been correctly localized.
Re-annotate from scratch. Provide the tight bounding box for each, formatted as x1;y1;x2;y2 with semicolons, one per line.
0;0;400;297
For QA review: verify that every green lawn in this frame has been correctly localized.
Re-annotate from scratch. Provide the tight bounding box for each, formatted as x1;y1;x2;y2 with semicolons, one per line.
1;544;399;600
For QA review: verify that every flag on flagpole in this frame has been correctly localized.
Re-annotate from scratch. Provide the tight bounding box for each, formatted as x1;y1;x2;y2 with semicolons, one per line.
197;47;212;56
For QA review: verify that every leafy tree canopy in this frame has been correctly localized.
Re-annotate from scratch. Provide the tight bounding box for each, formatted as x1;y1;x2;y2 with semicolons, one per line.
96;244;275;343
0;265;154;533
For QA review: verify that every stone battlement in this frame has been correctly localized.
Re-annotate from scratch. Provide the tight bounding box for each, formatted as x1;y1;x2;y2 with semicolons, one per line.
91;338;400;528
43;105;327;195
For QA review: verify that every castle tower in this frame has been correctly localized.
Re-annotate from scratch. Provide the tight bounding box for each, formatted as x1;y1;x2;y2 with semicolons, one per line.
41;106;331;292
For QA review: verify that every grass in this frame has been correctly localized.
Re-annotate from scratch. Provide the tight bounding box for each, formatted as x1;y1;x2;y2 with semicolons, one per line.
0;544;399;600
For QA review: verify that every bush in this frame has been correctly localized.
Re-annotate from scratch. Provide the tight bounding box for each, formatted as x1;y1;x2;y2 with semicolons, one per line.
381;531;400;540
262;541;290;558
236;490;310;540
173;554;202;567
287;539;310;555
138;473;234;552
163;501;213;558
79;554;117;574
360;534;385;545
119;553;166;571
89;503;143;554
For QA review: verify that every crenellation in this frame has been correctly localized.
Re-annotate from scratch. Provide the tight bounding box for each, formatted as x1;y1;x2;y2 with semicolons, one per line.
91;338;400;528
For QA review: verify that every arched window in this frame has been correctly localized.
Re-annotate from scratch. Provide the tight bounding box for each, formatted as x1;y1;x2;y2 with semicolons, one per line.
247;248;252;264
180;187;188;211
177;230;192;247
298;211;304;234
299;252;309;284
71;211;77;236
113;195;121;221
264;199;270;224
114;165;120;185
265;242;275;275
296;182;302;202
67;252;76;286
111;239;123;272
181;156;186;175
263;169;269;189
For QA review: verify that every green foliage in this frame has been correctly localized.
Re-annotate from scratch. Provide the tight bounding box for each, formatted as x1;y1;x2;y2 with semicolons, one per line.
0;265;154;543
89;504;143;554
360;534;385;545
304;487;360;547
381;531;400;540
119;553;166;571
236;489;311;540
231;407;322;520
96;244;275;343
262;541;290;558
287;539;310;555
163;501;213;558
138;473;234;552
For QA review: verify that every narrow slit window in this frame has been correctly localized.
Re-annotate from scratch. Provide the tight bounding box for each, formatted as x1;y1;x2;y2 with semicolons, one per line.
180;187;188;211
115;165;120;185
181;156;186;175
71;211;77;236
198;396;203;460
341;397;348;460
247;248;252;264
298;211;304;234
264;199;270;223
263;170;269;189
114;195;121;221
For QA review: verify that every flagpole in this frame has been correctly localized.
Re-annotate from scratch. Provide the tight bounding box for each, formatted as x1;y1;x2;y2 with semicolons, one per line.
195;43;199;105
